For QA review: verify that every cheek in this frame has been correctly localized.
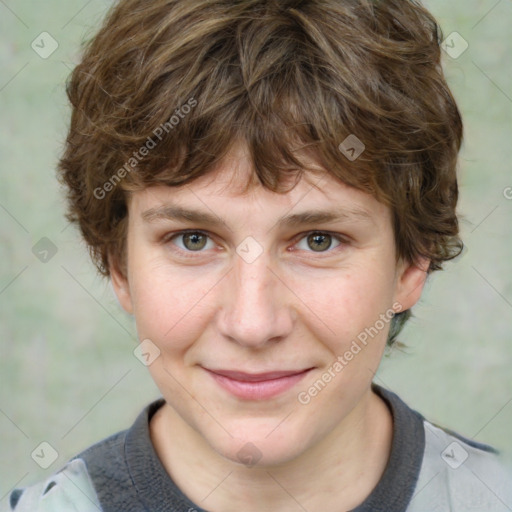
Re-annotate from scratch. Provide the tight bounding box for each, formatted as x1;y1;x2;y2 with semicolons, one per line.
295;262;396;347
294;267;395;417
129;261;217;350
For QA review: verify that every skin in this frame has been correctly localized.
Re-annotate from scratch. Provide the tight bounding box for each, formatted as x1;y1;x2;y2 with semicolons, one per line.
111;141;428;511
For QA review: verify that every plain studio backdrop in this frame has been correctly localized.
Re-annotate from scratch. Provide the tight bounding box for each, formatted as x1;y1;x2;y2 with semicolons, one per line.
0;0;511;504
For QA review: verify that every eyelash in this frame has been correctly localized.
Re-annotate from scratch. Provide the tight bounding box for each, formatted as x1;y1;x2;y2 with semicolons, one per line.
162;229;348;258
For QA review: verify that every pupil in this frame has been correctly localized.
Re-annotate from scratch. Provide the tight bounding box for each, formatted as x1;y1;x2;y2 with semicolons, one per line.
309;233;330;251
185;233;206;251
183;233;331;252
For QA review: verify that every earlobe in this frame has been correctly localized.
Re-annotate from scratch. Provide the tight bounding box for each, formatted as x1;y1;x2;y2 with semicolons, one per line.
109;256;133;314
394;257;430;312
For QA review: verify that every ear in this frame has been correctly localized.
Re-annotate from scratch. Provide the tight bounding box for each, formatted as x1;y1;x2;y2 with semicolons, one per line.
109;254;133;314
393;256;430;312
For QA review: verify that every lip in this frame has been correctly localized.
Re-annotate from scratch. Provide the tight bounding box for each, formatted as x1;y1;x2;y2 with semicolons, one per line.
203;367;314;400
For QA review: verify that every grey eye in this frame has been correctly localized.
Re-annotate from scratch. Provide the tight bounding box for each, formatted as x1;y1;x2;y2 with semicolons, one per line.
296;232;341;252
174;232;212;251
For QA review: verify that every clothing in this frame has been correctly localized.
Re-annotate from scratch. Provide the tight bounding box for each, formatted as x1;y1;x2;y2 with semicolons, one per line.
7;384;512;511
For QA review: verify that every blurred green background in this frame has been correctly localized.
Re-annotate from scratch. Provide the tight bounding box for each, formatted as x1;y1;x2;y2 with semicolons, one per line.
1;0;511;505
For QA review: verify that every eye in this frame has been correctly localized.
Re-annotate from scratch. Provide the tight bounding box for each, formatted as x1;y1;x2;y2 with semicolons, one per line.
167;230;215;252
294;231;343;253
164;230;346;256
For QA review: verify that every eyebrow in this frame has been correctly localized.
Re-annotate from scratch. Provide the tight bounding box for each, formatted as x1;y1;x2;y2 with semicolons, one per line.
141;203;373;229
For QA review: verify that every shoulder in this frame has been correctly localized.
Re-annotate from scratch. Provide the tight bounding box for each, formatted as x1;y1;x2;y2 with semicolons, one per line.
408;419;512;512
7;458;102;512
7;399;165;512
8;429;128;512
373;385;512;512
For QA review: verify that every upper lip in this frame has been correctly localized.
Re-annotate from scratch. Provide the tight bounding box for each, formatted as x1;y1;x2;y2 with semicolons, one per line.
204;368;313;382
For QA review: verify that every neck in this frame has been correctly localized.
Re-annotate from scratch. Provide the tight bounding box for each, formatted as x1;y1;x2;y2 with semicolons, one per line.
149;387;393;512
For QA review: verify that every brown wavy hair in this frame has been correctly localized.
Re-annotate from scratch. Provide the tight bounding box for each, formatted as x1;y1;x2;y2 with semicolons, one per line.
58;0;464;345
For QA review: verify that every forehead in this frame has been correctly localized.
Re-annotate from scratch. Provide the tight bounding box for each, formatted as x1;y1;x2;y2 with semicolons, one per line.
133;141;387;216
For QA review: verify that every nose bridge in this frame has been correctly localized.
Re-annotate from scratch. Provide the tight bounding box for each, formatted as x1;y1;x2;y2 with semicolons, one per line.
217;248;292;346
235;252;272;306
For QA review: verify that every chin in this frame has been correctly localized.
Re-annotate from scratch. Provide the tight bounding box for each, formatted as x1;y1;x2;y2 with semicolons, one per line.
221;441;301;469
206;420;310;469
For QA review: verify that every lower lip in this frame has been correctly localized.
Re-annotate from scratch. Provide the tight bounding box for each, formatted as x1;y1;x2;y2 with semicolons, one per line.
205;369;312;400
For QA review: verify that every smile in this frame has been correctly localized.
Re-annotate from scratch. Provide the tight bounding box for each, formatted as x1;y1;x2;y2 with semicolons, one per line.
202;368;314;400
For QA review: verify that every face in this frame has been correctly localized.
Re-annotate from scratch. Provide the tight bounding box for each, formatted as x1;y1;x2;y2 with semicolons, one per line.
111;142;427;467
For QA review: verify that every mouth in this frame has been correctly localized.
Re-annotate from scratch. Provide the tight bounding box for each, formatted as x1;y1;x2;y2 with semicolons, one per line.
202;367;314;400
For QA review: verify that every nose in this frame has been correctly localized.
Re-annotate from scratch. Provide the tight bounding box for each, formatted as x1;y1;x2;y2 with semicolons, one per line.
216;249;294;349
